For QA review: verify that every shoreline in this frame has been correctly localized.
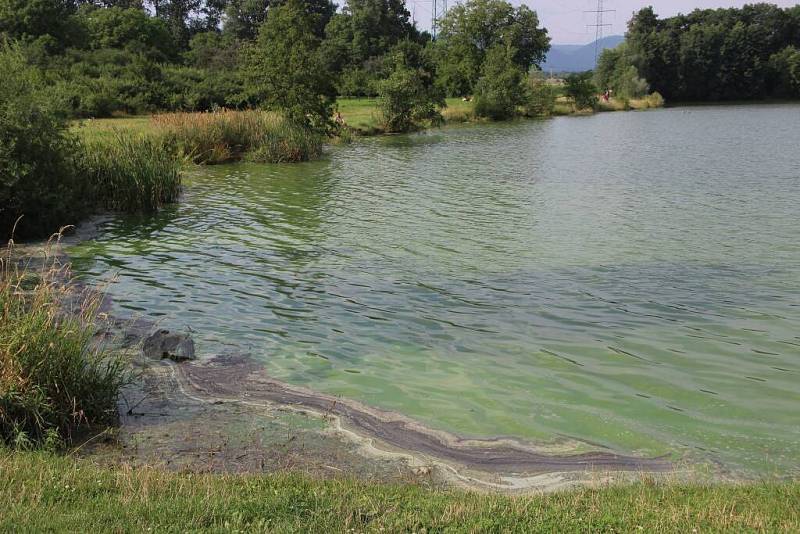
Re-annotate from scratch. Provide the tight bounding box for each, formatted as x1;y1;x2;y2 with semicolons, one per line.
19;227;681;493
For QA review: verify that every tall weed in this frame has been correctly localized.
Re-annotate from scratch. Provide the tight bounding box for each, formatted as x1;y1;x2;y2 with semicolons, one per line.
0;236;128;447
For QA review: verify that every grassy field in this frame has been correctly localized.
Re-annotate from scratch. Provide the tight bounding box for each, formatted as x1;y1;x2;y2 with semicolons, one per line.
337;97;475;131
1;451;798;532
71;116;153;142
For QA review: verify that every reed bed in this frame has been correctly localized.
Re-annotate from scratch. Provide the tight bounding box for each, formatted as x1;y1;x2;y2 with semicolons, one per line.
0;237;127;448
441;105;475;123
83;133;182;212
152;110;322;164
631;92;666;110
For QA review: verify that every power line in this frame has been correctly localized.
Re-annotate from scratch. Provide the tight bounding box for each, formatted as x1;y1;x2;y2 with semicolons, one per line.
585;0;615;67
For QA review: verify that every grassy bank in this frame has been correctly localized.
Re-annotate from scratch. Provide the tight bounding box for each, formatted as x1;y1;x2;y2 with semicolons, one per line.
75;94;663;143
1;452;798;532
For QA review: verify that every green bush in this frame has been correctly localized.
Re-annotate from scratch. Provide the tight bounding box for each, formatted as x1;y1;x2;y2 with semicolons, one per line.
0;248;128;448
1;44;184;240
565;71;598;111
523;74;556;117
0;43;86;240
473;45;527;120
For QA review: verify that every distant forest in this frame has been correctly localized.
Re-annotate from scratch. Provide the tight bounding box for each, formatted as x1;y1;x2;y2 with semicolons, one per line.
598;4;800;102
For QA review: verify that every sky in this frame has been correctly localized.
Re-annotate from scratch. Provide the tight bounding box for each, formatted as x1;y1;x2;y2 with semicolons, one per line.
408;0;799;44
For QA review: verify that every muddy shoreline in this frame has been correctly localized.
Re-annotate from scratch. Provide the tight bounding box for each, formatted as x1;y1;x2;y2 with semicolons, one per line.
177;353;673;477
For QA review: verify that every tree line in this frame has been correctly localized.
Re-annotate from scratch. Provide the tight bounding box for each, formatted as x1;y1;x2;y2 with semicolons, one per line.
0;0;553;128
597;4;800;102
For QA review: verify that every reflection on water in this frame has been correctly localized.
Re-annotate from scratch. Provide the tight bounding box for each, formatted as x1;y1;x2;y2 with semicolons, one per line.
69;104;800;476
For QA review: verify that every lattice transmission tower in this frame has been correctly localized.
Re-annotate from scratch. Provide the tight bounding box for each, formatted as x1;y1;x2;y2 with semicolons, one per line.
431;0;448;39
586;0;615;67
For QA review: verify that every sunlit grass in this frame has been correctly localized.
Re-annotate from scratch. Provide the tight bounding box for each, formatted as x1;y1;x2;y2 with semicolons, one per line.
1;451;798;531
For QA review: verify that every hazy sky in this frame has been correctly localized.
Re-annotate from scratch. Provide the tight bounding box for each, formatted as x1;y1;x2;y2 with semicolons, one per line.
410;1;799;44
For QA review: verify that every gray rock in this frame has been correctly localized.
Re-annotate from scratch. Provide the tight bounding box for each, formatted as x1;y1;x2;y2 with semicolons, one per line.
142;329;196;362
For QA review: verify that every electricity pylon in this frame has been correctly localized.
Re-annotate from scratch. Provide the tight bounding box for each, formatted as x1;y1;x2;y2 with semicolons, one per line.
586;0;615;67
431;0;448;39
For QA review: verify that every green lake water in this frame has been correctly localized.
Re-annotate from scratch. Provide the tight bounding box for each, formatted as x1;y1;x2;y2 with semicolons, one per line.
68;104;800;477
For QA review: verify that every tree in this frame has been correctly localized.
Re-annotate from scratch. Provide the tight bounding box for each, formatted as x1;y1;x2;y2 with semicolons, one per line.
151;0;201;49
224;0;269;41
376;40;444;132
0;0;81;51
624;5;800;102
81;5;174;58
434;0;549;96
594;43;649;100
770;46;800;97
320;0;419;96
242;0;335;129
473;44;525;120
564;71;597;111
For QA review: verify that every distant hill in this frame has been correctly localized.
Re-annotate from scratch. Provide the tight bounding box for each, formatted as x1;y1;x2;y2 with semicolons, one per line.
541;36;625;73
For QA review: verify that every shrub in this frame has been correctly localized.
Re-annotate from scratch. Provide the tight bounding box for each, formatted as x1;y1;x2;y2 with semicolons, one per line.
613;65;650;100
162;66;245;112
0;240;128;448
523;74;556;117
564;71;598;111
0;43;86;240
473;46;527;121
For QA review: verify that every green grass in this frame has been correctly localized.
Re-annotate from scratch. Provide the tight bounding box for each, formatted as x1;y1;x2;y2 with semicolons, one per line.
337;97;475;132
1;451;798;532
336;98;382;131
71;116;153;142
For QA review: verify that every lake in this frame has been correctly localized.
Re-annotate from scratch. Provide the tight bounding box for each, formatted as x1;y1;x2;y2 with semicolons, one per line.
69;104;800;477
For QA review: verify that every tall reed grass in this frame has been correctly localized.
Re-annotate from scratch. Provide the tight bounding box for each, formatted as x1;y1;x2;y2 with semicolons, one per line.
152;110;322;164
83;133;183;212
0;236;127;448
